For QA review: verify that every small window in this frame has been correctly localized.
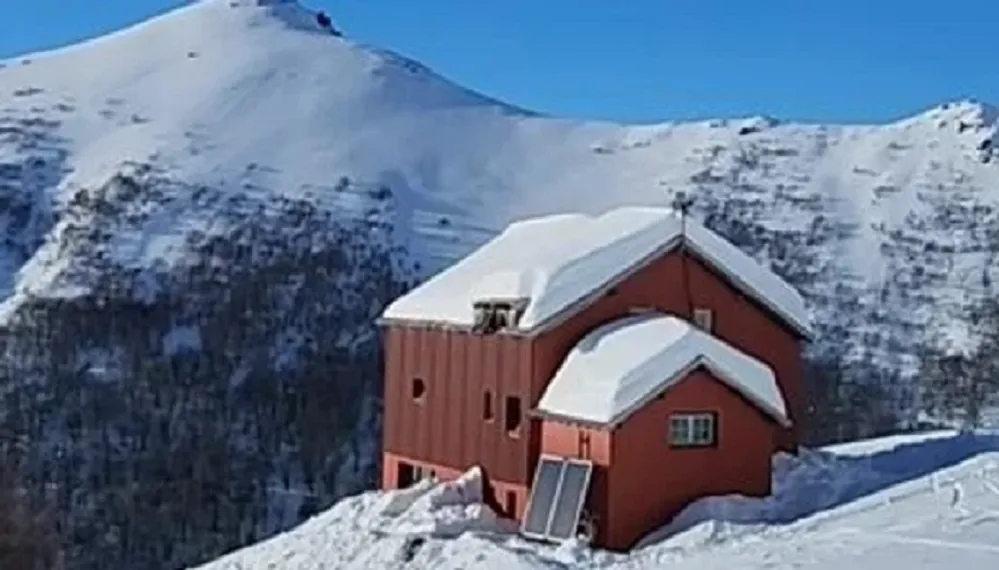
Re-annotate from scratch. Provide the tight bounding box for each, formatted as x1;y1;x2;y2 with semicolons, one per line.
579;432;592;459
505;490;518;516
483;390;495;421
693;308;713;332
669;413;717;447
398;462;416;488
411;377;426;402
473;304;488;328
505;396;522;435
494;308;510;329
416;465;436;482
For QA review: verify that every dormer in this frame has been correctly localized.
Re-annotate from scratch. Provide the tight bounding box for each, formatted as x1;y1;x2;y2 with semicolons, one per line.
472;299;528;334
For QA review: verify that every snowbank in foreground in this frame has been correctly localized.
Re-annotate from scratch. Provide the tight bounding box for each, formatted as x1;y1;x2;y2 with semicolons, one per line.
638;430;998;548
195;467;526;570
194;430;999;570
369;467;518;538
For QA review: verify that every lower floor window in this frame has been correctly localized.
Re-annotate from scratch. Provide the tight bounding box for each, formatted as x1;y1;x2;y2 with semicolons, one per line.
416;465;437;482
668;413;717;447
505;490;517;516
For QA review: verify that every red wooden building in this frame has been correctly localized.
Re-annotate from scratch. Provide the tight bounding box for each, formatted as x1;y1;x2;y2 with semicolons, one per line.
377;206;811;550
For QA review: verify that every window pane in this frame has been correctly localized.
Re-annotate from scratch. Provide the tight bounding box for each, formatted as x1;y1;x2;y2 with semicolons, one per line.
669;417;691;444
670;414;718;446
673;417;693;445
505;396;522;433
691;416;714;444
522;459;565;536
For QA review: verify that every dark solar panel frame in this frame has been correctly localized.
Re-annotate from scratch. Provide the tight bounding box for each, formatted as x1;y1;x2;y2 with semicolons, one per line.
546;459;593;540
520;456;565;539
520;455;594;543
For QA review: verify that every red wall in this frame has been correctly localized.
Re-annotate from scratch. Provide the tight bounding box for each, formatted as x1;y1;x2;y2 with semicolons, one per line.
382;326;541;486
533;250;804;448
541;368;776;551
606;368;775;550
539;421;612;544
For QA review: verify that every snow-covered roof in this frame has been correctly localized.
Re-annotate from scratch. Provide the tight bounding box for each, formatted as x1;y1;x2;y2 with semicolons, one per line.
380;206;812;338
535;313;789;428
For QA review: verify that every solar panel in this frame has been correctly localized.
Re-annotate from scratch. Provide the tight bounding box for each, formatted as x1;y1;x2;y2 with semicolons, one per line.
546;459;593;540
521;457;564;537
521;456;595;542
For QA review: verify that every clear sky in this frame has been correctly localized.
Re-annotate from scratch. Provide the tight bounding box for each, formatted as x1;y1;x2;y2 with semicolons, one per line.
1;0;997;124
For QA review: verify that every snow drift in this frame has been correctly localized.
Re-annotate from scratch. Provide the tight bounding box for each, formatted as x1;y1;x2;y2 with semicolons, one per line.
194;431;999;570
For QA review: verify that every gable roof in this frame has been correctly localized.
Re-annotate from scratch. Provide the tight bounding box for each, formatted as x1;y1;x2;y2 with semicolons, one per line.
380;206;812;339
534;313;789;428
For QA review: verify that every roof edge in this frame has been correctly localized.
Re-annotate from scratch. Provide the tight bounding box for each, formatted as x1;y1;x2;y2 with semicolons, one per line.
683;238;813;341
378;226;813;342
525;236;812;341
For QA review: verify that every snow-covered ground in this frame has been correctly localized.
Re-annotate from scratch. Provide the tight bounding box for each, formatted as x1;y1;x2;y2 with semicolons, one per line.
194;430;999;570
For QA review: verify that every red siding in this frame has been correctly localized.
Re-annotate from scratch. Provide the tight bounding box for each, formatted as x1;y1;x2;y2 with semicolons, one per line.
532;249;804;449
382;326;536;485
538;368;776;551
539;421;612;545
605;368;775;550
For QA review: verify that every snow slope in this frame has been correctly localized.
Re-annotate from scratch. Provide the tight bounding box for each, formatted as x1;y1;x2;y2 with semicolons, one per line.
0;0;997;375
194;431;999;570
0;3;996;407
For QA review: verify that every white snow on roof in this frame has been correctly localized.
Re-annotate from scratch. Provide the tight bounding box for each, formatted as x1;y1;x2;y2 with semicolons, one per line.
381;206;812;337
535;313;789;427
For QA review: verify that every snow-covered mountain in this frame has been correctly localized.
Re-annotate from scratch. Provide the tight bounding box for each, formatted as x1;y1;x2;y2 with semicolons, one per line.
194;430;999;570
1;0;998;568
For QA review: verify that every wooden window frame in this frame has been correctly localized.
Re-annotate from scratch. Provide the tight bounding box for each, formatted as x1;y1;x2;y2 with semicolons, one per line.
505;395;523;437
411;377;426;403
693;307;713;332
668;412;718;448
483;390;495;421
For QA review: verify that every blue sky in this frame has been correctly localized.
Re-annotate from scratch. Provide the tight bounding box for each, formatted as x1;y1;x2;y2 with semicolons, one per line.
1;0;997;124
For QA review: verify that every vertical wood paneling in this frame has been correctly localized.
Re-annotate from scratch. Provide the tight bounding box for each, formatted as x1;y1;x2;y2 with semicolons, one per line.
382;322;538;486
429;330;445;460
406;327;420;453
462;333;479;469
397;327;412;452
381;329;398;469
445;331;464;463
481;334;498;469
495;336;508;471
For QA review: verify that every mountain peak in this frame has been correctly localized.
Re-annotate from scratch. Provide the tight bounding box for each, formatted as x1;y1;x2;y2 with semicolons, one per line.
916;98;997;129
1;0;522;111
